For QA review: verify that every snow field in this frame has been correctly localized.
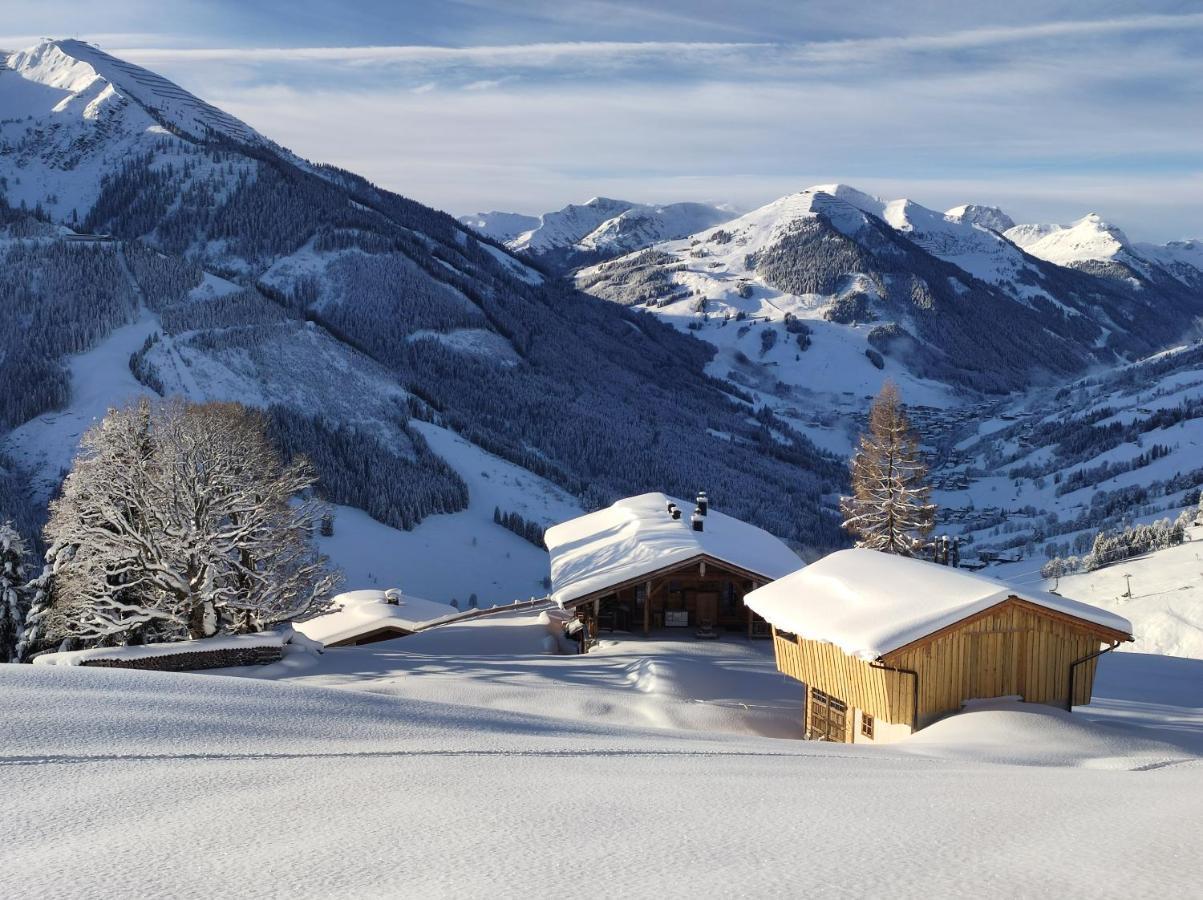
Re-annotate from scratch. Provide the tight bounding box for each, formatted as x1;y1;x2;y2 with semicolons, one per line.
2;629;1202;898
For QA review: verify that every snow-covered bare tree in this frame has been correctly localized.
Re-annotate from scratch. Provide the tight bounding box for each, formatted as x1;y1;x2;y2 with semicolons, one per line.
40;399;338;648
840;381;936;555
0;522;28;662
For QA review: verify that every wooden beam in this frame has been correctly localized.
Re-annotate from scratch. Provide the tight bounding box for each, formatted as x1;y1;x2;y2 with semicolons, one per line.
699;560;706;577
643;580;651;635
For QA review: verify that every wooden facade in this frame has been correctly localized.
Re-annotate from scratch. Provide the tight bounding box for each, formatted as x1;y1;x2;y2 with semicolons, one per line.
564;554;770;644
772;595;1130;741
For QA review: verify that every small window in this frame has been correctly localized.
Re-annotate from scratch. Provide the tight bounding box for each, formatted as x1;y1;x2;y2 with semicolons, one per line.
861;713;874;740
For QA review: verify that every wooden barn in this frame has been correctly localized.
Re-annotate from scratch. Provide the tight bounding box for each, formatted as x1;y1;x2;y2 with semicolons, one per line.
745;549;1134;743
544;492;803;647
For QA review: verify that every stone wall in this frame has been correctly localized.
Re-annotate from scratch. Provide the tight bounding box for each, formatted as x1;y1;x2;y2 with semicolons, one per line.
79;644;282;672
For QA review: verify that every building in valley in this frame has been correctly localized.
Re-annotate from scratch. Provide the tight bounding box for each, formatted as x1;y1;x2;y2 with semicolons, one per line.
545;492;803;646
745;549;1133;743
295;589;458;648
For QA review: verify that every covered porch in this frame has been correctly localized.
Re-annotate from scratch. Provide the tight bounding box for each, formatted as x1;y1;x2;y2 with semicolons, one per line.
564;556;772;650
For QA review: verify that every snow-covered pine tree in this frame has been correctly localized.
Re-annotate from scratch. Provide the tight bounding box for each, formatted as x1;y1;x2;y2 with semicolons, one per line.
840;381;936;555
0;522;28;662
1197;490;1203;526
40;399;338;648
14;541;65;662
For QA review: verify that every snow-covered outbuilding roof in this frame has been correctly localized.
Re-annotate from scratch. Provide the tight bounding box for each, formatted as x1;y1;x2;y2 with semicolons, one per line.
545;492;802;608
294;589;458;647
745;549;1133;661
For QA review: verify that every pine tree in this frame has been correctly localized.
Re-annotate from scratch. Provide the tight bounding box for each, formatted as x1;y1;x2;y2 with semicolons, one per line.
1196;490;1203;526
0;522;28;662
840;381;936;555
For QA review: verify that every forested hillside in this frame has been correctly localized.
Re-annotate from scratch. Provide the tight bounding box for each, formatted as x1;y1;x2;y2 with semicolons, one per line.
0;40;845;559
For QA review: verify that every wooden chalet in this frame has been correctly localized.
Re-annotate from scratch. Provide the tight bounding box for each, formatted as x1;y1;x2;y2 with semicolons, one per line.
544;492;803;647
745;549;1134;743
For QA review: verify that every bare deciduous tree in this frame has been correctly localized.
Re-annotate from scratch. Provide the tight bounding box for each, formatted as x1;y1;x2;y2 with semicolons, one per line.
38;399;338;648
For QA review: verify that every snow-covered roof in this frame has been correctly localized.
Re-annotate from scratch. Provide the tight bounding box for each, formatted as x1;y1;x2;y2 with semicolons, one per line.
545;492;802;607
294;590;458;647
33;632;286;666
744;549;1133;661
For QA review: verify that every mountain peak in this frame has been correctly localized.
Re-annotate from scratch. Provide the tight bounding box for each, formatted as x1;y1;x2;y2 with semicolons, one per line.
8;38;266;147
945;204;1016;233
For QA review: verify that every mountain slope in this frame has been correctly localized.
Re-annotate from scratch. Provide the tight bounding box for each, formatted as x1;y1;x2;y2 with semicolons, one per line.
578;185;1203;396
506;197;734;271
0;40;844;572
457;211;540;243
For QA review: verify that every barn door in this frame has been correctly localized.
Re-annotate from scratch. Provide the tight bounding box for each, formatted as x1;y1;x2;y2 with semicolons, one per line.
808;689;848;742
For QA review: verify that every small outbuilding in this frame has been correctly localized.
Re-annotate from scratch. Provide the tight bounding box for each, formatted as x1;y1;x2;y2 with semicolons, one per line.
545;492;803;644
745;549;1133;743
295;589;458;648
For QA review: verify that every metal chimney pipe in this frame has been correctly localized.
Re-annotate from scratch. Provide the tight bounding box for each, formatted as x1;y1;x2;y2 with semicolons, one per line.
691;508;704;532
696;491;708;516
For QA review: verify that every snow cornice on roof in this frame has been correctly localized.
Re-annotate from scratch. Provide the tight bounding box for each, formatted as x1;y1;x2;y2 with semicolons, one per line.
744;548;1133;661
545;492;803;607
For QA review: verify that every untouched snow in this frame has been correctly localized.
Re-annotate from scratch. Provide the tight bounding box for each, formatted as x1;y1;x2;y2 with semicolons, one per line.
545;493;802;607
1044;529;1203;660
1004;214;1137;268
2;308;158;500
317;422;584;606
457;211;540;243
746;549;1132;660
2;615;1201;897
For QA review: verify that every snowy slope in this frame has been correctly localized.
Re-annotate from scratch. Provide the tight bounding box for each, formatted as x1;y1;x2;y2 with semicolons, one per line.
508;196;734;268
510;196;636;253
2;619;1201;896
0;40;281;223
576;201;734;256
1005;214;1140;269
457;210;540;242
315;422;584;605
944;203;1016;233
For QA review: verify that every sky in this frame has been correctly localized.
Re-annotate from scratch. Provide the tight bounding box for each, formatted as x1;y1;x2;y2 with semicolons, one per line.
4;1;1202;241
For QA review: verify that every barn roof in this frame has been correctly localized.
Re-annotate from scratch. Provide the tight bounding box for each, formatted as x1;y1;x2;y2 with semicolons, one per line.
294;589;458;647
545;492;803;607
744;549;1133;661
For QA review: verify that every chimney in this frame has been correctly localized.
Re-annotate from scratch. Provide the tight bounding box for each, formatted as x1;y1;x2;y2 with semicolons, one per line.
691;507;704;532
696;491;708;516
670;504;681;520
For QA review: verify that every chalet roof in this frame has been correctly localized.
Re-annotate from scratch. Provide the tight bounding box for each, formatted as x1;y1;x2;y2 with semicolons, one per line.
545;492;803;607
744;549;1134;661
294;589;458;647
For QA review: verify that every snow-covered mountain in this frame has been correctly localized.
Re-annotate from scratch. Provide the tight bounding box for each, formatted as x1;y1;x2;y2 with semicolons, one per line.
505;197;734;270
1004;214;1203;292
457;211;540;243
944;204;1015;233
0;40;844;592
577;184;1203;399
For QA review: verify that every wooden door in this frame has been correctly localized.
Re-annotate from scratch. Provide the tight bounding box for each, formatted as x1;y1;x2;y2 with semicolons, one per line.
695;592;719;627
808;689;848;742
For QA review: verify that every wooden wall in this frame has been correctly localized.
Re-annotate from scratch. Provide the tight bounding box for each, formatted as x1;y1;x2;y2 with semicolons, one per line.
772;629;914;727
773;597;1120;732
883;600;1111;723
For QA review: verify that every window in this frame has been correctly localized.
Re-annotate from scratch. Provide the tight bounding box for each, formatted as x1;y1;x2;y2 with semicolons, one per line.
861;713;874;740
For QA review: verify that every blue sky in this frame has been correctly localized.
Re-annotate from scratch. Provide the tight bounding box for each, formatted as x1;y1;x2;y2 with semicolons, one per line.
4;1;1202;240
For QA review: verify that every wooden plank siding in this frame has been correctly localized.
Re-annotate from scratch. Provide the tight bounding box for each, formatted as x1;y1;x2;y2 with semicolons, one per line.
772;596;1125;734
881;599;1115;724
772;628;913;727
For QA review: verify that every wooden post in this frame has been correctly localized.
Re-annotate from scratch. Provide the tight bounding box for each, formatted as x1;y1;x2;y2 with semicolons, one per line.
643;580;651;635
